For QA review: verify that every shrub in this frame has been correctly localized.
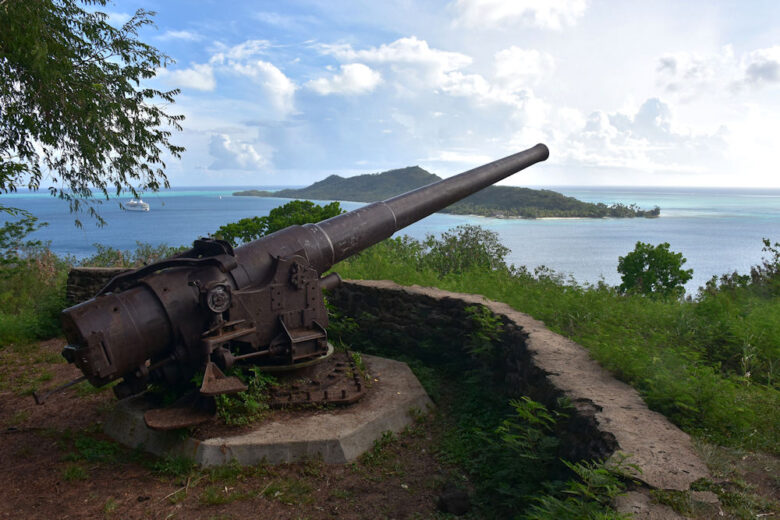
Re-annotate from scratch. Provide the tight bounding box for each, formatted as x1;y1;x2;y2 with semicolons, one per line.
422;224;509;276
0;213;70;344
80;241;187;268
214;200;343;246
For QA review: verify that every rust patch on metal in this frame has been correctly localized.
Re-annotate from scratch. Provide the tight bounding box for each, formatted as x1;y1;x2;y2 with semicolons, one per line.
268;350;366;408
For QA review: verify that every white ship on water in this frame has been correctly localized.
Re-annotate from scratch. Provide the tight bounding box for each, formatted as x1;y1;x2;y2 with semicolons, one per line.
126;199;150;212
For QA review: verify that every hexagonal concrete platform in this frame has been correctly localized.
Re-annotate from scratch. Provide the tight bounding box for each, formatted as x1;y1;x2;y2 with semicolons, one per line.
103;355;433;465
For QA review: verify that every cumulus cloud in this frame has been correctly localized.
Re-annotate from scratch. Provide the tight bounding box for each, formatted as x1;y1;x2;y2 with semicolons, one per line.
208;134;269;170
209;41;296;115
318;37;515;105
318;37;472;91
452;0;587;30
562;98;725;173
306;63;382;95
494;47;555;89
742;46;780;87
319;37;471;71
657;45;780;98
235;60;296;114
655;47;733;98
156;63;216;91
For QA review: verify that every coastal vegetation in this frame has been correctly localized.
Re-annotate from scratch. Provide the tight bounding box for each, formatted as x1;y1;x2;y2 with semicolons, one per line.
233;166;661;219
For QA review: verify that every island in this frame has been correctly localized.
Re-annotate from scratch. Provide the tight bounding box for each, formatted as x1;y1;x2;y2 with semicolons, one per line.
234;166;660;219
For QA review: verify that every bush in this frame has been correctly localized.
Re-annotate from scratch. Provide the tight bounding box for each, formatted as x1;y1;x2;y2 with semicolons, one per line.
80;241;187;268
214;200;344;246
0;213;70;345
422;224;509;276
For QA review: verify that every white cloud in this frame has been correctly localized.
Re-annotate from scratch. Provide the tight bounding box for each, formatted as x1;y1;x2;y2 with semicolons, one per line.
741;46;780;88
423;150;493;164
157;63;216;91
319;37;471;71
208;41;296;115
494;47;555;89
104;11;131;26
319;37;508;103
306;63;382;95
561;98;725;173
159;30;202;41
252;11;316;30
317;37;550;110
452;0;588;30
210;40;272;65
656;47;734;99
232;60;296;114
208;134;269;170
657;45;780;98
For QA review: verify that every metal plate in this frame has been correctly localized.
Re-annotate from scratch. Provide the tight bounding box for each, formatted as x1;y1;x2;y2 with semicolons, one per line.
268;350;366;407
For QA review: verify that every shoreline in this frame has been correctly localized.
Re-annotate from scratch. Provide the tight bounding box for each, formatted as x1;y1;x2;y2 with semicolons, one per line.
231;193;660;220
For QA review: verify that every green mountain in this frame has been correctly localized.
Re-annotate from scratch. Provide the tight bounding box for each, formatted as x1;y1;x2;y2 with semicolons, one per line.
234;166;660;219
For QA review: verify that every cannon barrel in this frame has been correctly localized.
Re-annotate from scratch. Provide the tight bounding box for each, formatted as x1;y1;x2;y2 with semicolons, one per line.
310;142;548;268
60;144;549;398
231;143;549;283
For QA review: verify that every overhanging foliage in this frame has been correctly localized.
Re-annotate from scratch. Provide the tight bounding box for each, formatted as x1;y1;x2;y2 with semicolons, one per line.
0;0;184;224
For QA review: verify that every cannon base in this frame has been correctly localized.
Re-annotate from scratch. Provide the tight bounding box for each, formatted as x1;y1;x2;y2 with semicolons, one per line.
103;354;432;465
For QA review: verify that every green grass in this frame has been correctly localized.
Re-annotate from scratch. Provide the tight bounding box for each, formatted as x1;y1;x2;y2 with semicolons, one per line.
0;251;69;345
0;241;184;346
335;237;779;453
261;477;314;505
199;484;254;506
151;454;198;479
358;431;397;467
61;463;89;482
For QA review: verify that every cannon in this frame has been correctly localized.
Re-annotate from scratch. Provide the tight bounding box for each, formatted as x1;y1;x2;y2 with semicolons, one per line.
49;144;549;427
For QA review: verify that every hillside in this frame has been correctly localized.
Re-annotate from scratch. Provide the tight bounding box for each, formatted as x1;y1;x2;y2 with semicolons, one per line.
234;166;660;218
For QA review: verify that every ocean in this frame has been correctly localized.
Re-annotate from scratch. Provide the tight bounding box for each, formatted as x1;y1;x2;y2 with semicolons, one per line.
2;186;778;293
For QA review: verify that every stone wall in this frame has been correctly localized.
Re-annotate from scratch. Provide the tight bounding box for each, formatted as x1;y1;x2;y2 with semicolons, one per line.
328;280;711;498
66;267;132;305
328;279;616;463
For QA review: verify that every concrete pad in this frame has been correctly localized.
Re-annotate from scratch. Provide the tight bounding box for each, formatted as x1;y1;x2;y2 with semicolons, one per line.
104;355;433;465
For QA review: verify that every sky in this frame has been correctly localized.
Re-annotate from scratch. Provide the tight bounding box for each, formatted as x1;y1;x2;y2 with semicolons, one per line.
108;0;780;188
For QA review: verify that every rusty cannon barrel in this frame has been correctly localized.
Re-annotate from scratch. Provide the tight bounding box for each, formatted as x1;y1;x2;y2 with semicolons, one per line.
59;144;549;403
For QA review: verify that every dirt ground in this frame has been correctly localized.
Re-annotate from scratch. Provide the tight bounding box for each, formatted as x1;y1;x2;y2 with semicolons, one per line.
1;339;778;520
0;339;455;520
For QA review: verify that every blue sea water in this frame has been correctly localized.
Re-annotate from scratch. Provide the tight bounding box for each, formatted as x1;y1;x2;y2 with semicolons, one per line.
2;186;778;293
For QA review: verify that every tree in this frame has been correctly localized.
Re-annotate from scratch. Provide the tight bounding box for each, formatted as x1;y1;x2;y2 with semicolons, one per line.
0;0;184;225
214;200;345;246
617;241;692;298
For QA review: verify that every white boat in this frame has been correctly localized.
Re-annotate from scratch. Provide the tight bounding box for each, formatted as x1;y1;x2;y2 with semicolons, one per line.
126;199;150;212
